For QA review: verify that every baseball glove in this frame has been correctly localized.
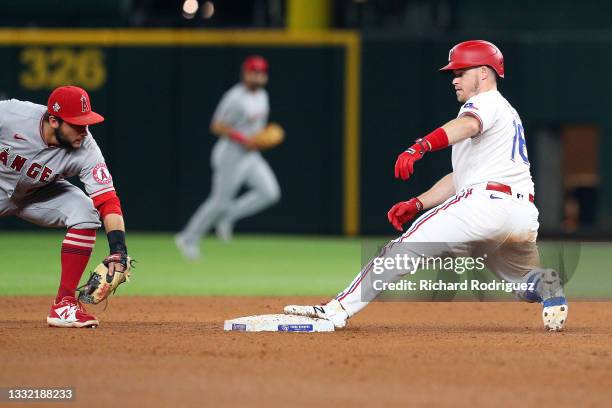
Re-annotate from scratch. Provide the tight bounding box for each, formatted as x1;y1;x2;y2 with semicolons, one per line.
250;123;285;150
77;253;134;304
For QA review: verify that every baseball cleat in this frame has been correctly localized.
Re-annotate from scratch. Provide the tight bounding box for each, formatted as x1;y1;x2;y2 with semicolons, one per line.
542;297;568;332
517;268;569;331
47;296;99;328
215;219;234;242
174;234;201;260
284;299;349;329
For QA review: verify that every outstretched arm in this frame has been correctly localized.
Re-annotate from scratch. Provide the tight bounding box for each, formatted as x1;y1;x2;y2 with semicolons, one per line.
441;115;481;145
103;213;125;234
387;172;455;231
92;194;128;275
417;172;455;210
395;115;480;180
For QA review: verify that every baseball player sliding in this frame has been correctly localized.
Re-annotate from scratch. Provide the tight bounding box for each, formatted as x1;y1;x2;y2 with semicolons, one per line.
0;86;130;328
285;40;568;331
176;55;281;260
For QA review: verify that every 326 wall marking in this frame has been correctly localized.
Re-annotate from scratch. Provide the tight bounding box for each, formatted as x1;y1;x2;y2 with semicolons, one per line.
19;47;106;91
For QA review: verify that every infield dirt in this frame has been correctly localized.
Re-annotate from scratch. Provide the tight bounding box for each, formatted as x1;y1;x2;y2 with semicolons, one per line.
1;297;611;407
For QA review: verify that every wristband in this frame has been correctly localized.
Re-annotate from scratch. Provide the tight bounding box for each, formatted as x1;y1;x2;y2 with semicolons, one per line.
107;230;127;255
420;127;449;152
413;197;424;211
228;130;248;144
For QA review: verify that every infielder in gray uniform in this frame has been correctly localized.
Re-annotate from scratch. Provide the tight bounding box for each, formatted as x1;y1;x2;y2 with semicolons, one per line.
176;55;280;260
0;86;129;328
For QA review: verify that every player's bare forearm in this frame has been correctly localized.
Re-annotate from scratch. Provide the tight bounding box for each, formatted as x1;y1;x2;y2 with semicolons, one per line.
102;213;125;233
417;173;455;209
210;121;234;137
101;213;128;275
210;121;255;148
394;116;479;181
102;213;128;261
441;116;481;144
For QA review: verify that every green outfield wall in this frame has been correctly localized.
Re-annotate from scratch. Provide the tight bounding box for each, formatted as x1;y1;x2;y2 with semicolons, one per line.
0;30;610;235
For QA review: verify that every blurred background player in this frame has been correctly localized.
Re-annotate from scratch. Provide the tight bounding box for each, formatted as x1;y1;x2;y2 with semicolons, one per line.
175;55;281;260
0;86;129;328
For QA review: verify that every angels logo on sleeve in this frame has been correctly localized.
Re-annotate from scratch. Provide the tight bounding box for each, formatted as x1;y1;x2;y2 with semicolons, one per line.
92;163;112;184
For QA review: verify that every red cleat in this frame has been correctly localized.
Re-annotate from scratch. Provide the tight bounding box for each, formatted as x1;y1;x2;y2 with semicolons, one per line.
47;296;99;328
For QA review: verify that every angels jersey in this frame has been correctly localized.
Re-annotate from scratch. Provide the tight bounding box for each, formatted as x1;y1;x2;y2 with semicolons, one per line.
177;81;280;251
0;99;115;202
452;90;534;194
211;83;269;138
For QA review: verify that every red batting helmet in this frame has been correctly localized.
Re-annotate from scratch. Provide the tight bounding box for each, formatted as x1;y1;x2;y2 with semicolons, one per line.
242;55;269;73
47;86;104;125
439;40;505;78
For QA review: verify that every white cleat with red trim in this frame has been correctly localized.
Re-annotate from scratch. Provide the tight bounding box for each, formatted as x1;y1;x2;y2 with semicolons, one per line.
47;296;99;328
284;299;349;329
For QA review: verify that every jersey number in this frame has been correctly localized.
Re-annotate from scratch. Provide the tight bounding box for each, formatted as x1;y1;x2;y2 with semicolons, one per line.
511;120;529;164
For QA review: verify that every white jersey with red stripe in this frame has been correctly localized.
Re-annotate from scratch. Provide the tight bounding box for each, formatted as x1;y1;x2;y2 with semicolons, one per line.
0;99;115;202
336;186;540;317
334;89;541;317
452;89;534;195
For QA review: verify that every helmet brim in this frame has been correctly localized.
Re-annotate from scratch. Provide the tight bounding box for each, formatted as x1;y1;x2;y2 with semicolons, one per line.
439;61;477;72
440;61;504;78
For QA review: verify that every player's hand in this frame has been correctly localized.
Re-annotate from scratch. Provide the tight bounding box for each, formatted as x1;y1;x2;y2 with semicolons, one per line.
103;252;128;277
228;130;257;150
394;139;430;180
242;138;258;151
387;198;424;231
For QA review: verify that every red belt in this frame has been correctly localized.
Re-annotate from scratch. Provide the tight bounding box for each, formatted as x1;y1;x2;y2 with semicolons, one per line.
486;182;534;203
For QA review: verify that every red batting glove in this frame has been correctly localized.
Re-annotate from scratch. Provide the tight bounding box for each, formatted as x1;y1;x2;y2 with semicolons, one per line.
394;139;430;180
387;198;424;231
